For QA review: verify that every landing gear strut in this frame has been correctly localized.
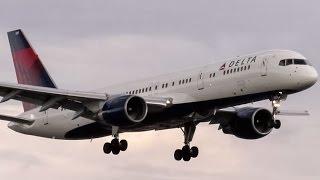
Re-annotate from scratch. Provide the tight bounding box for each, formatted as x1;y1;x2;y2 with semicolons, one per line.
103;126;128;155
174;122;199;161
270;92;286;129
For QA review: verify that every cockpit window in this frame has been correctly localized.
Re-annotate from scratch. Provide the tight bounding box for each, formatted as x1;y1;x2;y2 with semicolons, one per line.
287;59;293;65
279;60;285;66
294;59;307;65
279;59;310;66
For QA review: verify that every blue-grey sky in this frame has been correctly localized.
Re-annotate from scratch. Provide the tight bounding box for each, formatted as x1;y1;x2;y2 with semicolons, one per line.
0;0;319;179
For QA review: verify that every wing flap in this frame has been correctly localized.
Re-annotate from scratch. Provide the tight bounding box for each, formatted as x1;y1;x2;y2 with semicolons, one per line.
0;114;34;125
0;82;109;111
0;82;108;101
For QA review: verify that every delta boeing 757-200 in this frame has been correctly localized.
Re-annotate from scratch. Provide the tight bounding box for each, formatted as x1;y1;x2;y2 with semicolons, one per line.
0;29;317;161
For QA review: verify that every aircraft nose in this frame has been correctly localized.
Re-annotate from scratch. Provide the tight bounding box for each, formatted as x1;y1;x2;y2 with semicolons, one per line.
307;67;318;86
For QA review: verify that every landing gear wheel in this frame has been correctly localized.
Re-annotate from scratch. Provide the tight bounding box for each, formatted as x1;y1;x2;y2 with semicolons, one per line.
182;145;191;161
274;120;281;129
103;143;112;154
111;139;119;146
182;153;191;161
190;146;199;158
120;140;128;151
112;146;120;155
174;149;183;161
111;139;120;155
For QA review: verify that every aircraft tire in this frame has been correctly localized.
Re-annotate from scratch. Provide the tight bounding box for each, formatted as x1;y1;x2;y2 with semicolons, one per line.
103;143;112;154
274;120;281;129
190;146;199;158
174;149;183;161
120;140;128;151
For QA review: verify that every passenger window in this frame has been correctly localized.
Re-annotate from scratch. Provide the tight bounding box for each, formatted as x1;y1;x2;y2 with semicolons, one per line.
227;70;229;74
149;87;152;91
209;74;212;78
286;59;293;65
241;67;243;71
223;71;226;75
172;82;175;86
213;73;215;77
294;59;307;65
244;66;247;71
189;78;192;82
230;69;233;73
279;60;285;66
182;80;185;84
155;86;158;90
166;83;168;88
248;65;250;70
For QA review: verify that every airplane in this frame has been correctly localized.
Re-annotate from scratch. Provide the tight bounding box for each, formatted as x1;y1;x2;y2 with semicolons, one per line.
0;29;317;162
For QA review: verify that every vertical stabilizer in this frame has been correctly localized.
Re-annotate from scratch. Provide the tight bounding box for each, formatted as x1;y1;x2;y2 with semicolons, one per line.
7;29;57;112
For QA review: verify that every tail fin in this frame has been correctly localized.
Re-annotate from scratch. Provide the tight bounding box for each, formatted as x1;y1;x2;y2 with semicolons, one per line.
7;29;57;112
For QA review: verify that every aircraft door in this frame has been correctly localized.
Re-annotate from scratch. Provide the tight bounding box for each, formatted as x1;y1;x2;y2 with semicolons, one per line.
42;111;49;125
197;72;205;90
261;56;268;76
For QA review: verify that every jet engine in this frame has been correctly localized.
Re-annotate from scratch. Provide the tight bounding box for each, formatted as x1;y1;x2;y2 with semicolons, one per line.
221;107;274;139
98;95;148;127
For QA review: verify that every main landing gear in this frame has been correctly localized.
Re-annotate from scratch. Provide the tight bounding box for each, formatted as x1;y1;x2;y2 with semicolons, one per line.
103;139;128;155
103;126;128;155
174;122;199;161
270;92;287;129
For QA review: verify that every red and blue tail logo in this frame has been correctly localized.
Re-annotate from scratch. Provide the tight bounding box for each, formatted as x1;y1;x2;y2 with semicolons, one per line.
8;29;57;112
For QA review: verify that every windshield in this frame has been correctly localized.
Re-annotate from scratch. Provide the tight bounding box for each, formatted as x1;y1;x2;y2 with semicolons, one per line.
279;59;310;66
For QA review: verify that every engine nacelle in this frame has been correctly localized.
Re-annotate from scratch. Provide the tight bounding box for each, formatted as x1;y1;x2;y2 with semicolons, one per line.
223;107;273;139
98;95;148;127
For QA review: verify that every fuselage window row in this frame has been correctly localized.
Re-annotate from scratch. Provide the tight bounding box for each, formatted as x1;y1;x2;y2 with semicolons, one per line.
127;77;192;95
223;65;251;75
126;65;250;94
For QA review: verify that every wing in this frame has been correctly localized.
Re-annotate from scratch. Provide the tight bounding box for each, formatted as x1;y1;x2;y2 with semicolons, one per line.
0;82;173;120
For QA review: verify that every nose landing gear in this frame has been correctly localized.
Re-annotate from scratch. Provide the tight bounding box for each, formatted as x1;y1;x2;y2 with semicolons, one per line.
270;92;287;130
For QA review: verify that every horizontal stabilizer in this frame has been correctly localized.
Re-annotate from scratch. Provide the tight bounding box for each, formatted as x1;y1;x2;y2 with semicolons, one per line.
0;114;34;125
276;110;310;116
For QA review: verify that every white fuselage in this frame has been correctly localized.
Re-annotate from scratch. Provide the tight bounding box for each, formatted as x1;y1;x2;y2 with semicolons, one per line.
8;50;318;139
